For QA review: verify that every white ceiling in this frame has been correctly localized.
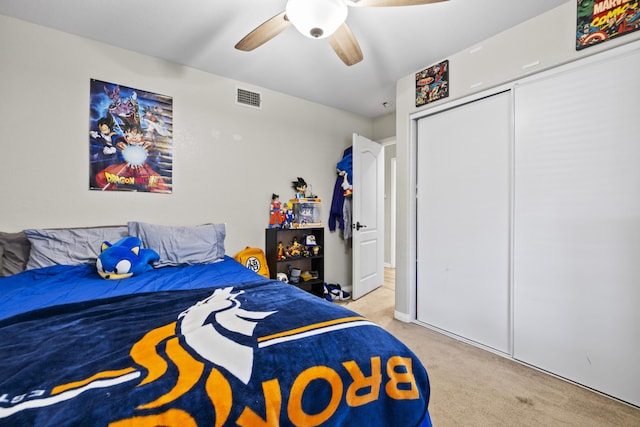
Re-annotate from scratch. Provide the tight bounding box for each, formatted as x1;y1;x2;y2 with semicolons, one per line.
0;0;569;118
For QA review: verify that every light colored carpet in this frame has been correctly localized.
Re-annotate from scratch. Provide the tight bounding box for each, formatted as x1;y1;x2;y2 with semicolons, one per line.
336;269;640;426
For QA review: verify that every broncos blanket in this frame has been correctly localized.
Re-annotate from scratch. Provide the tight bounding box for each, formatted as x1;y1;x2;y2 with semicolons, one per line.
0;258;431;426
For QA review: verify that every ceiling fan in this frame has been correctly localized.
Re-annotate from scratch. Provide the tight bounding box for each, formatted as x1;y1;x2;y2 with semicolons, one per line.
235;0;448;66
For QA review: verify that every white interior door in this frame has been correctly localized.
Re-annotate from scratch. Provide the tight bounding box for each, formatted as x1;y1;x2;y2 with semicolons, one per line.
352;133;384;300
416;91;512;353
513;46;640;407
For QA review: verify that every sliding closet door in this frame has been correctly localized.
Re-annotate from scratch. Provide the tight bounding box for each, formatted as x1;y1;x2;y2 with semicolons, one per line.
513;47;640;406
416;91;511;353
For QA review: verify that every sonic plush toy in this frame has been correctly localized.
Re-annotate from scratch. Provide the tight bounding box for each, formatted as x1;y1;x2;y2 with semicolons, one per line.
96;236;159;279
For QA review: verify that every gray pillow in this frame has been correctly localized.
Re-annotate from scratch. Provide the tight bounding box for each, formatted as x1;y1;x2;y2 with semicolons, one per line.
24;226;128;270
128;222;226;267
0;231;31;276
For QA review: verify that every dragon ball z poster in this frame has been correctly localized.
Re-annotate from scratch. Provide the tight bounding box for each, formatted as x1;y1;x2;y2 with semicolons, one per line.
89;79;173;193
577;0;640;50
415;60;449;107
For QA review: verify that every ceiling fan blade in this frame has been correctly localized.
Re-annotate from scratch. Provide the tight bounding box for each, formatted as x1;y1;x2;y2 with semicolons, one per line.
328;23;363;66
235;12;291;51
349;0;448;6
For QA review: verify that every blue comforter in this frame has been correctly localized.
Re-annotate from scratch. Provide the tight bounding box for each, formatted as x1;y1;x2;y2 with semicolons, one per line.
0;257;431;426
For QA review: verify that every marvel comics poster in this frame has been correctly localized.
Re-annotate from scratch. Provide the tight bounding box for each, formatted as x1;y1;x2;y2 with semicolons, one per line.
89;79;173;193
577;0;640;50
415;60;449;107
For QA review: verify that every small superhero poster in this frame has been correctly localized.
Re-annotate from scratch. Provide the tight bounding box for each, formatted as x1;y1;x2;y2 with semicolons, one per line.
415;60;449;107
577;0;640;50
89;79;173;193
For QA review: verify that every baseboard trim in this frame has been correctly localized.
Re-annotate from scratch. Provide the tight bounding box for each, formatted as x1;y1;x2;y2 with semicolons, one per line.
411;319;639;409
394;310;412;323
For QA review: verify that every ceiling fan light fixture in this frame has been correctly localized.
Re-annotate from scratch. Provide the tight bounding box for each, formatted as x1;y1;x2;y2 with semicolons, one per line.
286;0;348;39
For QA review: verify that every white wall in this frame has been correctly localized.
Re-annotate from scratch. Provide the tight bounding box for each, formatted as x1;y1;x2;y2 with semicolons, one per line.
372;112;395;141
0;15;376;287
394;1;640;319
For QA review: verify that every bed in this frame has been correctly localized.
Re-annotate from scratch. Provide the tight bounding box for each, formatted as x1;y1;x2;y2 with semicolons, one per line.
0;223;431;426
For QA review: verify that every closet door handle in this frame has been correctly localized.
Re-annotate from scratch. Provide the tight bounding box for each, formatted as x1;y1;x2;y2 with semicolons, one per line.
354;222;367;231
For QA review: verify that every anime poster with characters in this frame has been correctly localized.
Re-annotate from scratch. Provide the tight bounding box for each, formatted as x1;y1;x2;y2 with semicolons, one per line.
415;60;449;107
577;0;640;50
89;79;173;193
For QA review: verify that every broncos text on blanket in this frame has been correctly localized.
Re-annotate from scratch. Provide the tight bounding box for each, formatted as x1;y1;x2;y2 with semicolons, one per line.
96;236;159;279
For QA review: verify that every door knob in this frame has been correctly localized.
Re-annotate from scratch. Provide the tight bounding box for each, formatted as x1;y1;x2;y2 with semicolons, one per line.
354;221;367;231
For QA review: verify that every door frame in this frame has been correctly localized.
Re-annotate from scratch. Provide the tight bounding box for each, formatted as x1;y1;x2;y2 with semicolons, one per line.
379;137;396;269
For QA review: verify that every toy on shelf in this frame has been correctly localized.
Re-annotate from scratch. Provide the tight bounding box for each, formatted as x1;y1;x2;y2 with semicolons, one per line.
288;266;302;284
288;237;302;257
275;233;321;262
289;199;322;228
277;241;286;260
269;193;285;228
282;202;294;229
303;234;317;246
289;177;322;228
292;177;308;199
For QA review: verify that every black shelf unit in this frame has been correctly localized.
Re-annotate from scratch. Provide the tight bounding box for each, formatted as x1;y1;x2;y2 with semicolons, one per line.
265;227;324;297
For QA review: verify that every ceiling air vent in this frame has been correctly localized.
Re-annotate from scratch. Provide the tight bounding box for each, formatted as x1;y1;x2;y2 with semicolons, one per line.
236;87;262;109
